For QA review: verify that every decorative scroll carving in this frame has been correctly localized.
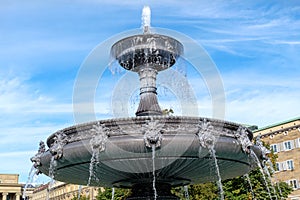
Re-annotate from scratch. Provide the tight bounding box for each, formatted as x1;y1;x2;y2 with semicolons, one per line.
49;131;68;160
90;122;109;153
235;126;253;154
197;119;216;149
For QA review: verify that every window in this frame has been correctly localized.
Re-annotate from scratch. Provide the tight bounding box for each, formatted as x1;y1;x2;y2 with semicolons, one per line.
275;162;281;171
283;141;294;151
289;179;299;189
287;160;294;170
276;160;295;171
295;138;300;148
282;162;288;171
271;144;279;153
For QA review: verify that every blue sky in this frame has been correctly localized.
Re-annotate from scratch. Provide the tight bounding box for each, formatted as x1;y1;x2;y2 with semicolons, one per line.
0;0;299;183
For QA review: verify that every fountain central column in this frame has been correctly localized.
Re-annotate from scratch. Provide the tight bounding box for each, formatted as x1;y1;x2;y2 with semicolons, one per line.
136;67;162;116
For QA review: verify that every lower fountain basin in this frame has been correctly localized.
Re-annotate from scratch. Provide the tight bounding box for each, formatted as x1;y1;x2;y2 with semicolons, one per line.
38;116;261;187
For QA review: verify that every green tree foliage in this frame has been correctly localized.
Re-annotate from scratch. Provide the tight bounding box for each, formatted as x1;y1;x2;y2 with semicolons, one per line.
162;108;174;116
172;170;292;200
188;183;219;200
96;188;131;200
222;168;292;200
171;142;292;200
95;143;292;200
172;183;218;200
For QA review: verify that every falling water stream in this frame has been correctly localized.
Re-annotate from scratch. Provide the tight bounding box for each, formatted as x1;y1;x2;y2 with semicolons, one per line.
250;150;272;200
244;174;255;199
277;182;283;199
209;148;224;200
263;165;278;200
88;150;98;186
47;156;58;200
88;122;108;186
111;187;115;200
152;144;158;200
49;156;57;183
22;166;37;199
78;185;82;200
267;160;283;199
183;185;190;200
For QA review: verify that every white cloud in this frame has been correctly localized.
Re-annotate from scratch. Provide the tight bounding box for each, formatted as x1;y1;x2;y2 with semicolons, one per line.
225;90;300;127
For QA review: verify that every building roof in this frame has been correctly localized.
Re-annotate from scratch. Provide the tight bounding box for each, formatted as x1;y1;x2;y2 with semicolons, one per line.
253;116;300;133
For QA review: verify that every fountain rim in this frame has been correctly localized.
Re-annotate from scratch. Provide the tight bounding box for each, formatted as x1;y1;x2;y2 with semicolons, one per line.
46;115;253;147
110;33;184;56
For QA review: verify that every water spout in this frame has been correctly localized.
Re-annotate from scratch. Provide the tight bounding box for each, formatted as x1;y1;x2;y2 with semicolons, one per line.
142;6;151;33
276;182;283;199
197;119;224;200
210;148;224;200
78;185;82;200
88;122;109;185
22;166;37;199
244;174;255;199
48;156;57;189
263;165;278;200
152;144;157;200
250;150;272;200
183;185;190;200
111;187;115;200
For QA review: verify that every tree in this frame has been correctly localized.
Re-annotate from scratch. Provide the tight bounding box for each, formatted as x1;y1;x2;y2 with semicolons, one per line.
162;108;174;116
222;168;292;200
172;183;218;200
96;188;131;200
96;143;292;200
171;142;292;200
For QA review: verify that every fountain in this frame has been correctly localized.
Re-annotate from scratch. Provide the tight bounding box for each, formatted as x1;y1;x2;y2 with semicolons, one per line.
31;6;265;200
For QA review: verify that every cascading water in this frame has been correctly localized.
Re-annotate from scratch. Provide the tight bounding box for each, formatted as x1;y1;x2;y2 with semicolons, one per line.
78;185;82;200
250;150;272;200
244;174;255;199
183;185;190;200
265;158;283;199
22;166;37;199
210;148;224;200
47;156;57;200
49;156;57;183
111;187;115;200
197;119;224;200
87;122;109;186
277;182;283;199
152;144;158;200
263;165;278;200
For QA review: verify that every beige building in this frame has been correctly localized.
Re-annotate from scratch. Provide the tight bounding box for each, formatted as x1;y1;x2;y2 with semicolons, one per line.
32;181;99;200
254;117;300;200
0;174;22;200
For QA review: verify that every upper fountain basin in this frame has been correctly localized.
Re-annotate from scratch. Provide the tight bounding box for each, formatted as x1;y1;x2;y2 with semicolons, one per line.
110;34;184;72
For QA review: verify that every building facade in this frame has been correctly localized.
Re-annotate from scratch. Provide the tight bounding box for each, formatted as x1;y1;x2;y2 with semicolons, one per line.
254;117;300;200
0;174;22;200
32;181;99;200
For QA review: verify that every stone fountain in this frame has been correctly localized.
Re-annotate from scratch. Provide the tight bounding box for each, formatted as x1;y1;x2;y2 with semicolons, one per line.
31;6;264;200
